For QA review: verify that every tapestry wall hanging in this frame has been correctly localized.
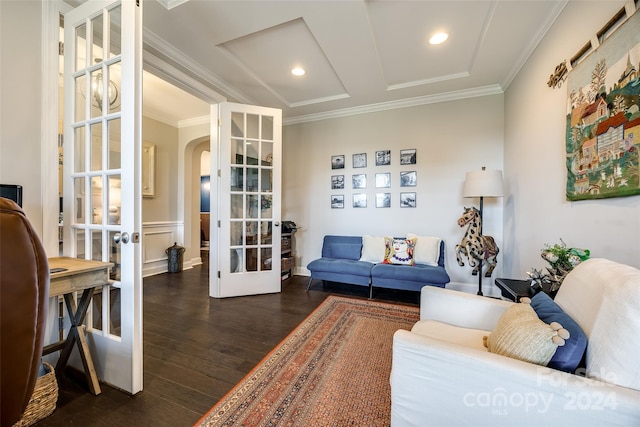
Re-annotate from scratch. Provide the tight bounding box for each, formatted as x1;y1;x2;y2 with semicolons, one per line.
565;9;640;201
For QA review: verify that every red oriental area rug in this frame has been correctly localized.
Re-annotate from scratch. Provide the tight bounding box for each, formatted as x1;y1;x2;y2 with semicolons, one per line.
195;295;419;426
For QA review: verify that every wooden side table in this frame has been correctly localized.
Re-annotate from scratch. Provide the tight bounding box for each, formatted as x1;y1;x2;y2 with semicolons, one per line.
43;257;112;395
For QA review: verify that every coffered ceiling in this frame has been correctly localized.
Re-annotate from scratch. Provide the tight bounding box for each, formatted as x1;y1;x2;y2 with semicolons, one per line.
139;0;576;125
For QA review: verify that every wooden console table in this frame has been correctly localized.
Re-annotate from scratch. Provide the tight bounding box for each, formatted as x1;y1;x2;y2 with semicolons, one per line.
43;257;112;395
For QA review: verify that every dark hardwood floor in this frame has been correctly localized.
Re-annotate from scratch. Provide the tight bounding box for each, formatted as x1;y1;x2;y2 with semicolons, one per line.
37;266;419;426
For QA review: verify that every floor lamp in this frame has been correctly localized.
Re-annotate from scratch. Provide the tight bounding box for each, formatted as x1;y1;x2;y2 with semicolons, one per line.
463;167;504;296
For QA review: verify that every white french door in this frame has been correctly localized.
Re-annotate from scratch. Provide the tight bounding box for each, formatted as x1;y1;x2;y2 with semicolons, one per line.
215;102;282;298
63;0;143;394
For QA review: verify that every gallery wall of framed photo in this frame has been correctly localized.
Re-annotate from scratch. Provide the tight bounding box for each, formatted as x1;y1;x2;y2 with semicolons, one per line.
330;149;417;209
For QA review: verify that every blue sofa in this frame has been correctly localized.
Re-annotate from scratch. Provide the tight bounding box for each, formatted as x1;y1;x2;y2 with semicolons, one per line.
306;235;450;298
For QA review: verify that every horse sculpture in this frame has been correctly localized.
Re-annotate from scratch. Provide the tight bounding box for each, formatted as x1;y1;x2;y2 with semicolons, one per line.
455;206;499;277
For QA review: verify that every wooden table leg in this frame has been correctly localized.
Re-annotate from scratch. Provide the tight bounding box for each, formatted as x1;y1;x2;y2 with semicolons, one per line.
55;289;101;395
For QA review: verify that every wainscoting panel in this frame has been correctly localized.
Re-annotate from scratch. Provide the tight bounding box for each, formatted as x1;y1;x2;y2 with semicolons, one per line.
142;221;185;277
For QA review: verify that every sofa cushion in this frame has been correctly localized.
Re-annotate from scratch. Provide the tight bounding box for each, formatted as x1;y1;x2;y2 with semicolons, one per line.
486;303;565;366
530;292;587;373
307;258;373;277
383;238;416;265
412;320;489;352
371;263;449;285
406;233;440;266
329;243;362;260
359;235;387;263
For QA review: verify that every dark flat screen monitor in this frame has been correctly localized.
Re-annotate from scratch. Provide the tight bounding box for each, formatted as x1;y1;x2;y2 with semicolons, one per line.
0;184;23;207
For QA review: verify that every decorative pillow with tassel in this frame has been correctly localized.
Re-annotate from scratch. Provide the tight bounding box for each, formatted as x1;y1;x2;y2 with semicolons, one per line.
484;300;570;366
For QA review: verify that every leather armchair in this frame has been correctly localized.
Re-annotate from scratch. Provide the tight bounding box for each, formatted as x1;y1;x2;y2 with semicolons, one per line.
1;198;50;426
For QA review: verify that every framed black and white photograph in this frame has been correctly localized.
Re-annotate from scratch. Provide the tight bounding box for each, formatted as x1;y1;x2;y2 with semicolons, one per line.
331;175;345;189
331;155;345;169
331;195;344;209
353;193;367;208
400;149;416;165
400;170;417;187
376;193;391;208
352;153;367;168
375;150;391;166
400;192;416;208
375;172;391;188
352;174;367;189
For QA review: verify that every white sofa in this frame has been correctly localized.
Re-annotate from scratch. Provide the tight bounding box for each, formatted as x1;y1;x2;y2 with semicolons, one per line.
391;258;640;426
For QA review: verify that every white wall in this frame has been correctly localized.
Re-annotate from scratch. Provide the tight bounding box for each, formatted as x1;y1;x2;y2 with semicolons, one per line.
504;0;640;276
0;1;44;234
283;94;505;291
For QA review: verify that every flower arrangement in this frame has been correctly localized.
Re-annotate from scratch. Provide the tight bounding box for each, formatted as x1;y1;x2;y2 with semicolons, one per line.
541;239;590;271
528;239;590;292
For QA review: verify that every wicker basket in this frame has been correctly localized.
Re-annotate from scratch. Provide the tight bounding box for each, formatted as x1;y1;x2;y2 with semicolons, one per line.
14;362;58;427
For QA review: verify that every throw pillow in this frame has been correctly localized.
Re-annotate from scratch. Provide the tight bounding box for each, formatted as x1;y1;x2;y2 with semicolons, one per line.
485;303;569;366
383;237;416;266
406;233;441;266
529;292;587;373
359;235;387;263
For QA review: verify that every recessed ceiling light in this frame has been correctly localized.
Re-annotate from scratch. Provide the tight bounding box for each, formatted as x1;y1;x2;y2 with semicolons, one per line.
429;32;448;45
291;67;306;76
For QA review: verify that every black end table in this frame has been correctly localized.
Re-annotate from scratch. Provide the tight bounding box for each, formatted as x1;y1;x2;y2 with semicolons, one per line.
494;278;557;302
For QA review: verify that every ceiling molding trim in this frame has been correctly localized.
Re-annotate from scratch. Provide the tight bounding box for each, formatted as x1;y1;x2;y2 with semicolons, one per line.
289;93;351;108
284;84;503;125
143;111;179;128
143;29;254;104
144;51;227;104
500;0;569;90
387;72;471;91
467;0;498;72
156;0;190;11
215;45;291;107
178;115;210;128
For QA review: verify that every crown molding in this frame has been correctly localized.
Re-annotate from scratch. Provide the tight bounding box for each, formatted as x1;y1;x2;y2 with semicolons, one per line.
500;0;569;91
143;29;253;105
283;84;503;125
156;0;190;11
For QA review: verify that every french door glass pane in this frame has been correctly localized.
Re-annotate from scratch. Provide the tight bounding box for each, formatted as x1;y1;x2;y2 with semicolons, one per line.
91;230;102;262
108;175;121;225
247;114;259;139
90;14;104;65
261;248;272;271
106;62;121;114
74;177;85;223
90;176;103;225
108;118;121;169
74;126;86;172
90;68;103;118
109;286;121;337
262;116;273;140
230;222;243;246
92;291;103;331
74;23;87;72
108;5;121;58
74;76;86;122
230;194;242;218
246;194;258;219
246;168;258;191
90;122;102;171
108;231;121;281
75;229;86;259
231;112;243;137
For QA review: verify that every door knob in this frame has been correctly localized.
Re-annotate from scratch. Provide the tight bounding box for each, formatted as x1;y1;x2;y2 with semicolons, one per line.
113;232;130;244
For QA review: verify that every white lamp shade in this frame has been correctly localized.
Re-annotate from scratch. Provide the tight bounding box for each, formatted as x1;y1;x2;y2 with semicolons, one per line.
463;169;504;198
